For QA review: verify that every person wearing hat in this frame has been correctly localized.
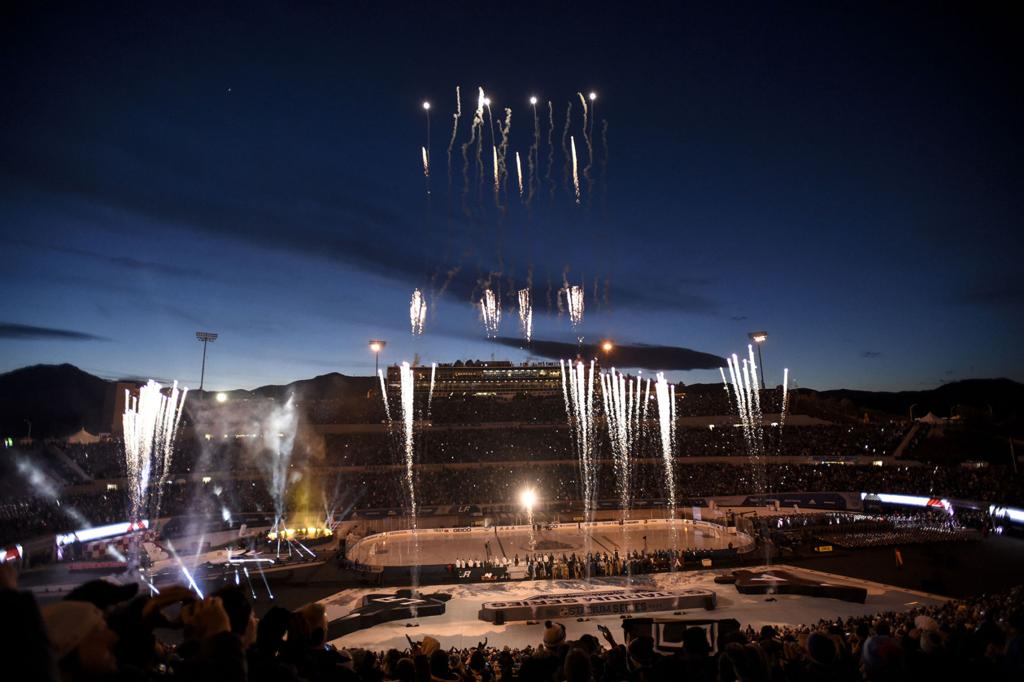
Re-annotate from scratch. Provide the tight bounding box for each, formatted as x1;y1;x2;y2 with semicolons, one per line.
41;600;119;681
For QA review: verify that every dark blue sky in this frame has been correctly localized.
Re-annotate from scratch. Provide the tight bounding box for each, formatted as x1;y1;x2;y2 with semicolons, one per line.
2;2;1021;390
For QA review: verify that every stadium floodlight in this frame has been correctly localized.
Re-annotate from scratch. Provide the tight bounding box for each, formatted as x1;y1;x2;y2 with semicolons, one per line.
747;331;767;389
195;331;219;392
520;487;538;512
369;339;386;374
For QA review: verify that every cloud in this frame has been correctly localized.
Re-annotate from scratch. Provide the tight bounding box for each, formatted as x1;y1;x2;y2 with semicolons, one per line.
488;337;725;370
861;350;882;359
0;322;107;341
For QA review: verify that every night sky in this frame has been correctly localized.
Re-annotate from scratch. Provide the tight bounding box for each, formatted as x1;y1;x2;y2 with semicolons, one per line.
2;3;1021;391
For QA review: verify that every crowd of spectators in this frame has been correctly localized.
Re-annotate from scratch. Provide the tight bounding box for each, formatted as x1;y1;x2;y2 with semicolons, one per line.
2;561;1022;681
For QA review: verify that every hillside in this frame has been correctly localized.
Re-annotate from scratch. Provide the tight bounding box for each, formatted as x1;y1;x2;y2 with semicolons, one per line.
1;363;1020;439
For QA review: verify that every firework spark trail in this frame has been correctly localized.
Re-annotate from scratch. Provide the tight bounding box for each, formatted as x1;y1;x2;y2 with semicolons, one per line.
516;151;523;198
562;280;584;327
561;359;597;578
427;362;437;418
562;101;572;194
122;380;188;533
398;362;423;603
547;101;555;200
378;370;392;423
421;146;429;177
447;86;461;187
517;288;533;341
492;145;500;197
781;367;790;428
570;136;581;203
600;369;643;525
409;288;427;335
654;373;678;526
479;288;501;337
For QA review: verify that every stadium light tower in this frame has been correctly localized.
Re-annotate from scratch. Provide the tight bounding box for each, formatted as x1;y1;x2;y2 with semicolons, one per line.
195;331;218;392
748;331;768;390
369;339;386;375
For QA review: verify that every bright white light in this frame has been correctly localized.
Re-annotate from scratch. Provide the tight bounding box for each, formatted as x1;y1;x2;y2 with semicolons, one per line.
422;101;430;110
529;96;538;105
216;392;227;403
483;97;491;106
589;92;597;101
520;487;537;511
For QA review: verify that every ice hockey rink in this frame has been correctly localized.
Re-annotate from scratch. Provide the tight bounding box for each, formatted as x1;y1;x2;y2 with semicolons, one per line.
346;519;754;567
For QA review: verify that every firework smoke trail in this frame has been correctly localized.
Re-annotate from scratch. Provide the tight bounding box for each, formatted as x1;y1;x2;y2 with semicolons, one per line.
447;86;460;187
461;87;484;199
654;374;678;535
561;359;597;579
517;288;533;341
600;119;609;198
562;281;584;327
479;288;501;337
547;101;555;200
515;151;523;198
122;380;188;541
579;92;594;197
528;98;540;204
261;398;298;558
561;101;572;193
409;288;427;335
500;107;512;187
570;136;581;204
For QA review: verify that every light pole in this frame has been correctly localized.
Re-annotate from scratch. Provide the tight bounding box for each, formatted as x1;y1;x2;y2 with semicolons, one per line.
369;339;386;375
748;331;768;390
195;331;218;392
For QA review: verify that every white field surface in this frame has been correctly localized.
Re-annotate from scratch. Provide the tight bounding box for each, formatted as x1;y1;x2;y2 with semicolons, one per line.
325;565;947;651
347;519;752;567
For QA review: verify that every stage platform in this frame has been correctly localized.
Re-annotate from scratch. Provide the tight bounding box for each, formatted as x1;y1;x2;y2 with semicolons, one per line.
322;564;946;651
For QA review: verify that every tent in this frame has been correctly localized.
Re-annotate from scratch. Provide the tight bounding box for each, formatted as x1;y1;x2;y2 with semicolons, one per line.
917;412;946;425
67;428;101;445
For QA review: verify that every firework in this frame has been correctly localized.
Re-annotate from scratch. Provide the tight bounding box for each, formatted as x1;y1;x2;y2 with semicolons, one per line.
516;151;523;197
421;146;429;177
563;282;584;327
122;380;188;532
560;359;597;577
517;287;532;341
654;373;677;523
600;368;644;523
570;135;580;203
480;288;501;337
409;288;426;335
492;145;500;194
447;86;461;184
